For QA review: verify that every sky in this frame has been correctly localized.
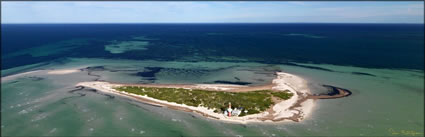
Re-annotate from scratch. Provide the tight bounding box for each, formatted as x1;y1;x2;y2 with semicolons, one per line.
1;1;424;24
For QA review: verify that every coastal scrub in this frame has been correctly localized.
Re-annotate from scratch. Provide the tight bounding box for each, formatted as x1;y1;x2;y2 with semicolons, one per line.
114;86;293;116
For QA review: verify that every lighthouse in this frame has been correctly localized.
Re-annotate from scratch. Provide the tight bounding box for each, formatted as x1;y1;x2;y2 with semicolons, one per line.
227;102;232;117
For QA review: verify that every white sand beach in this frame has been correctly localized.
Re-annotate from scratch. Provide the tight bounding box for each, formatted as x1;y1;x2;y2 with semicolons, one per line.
47;69;80;74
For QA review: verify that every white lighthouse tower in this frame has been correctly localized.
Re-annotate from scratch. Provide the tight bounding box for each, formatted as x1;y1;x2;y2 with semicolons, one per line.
227;102;233;117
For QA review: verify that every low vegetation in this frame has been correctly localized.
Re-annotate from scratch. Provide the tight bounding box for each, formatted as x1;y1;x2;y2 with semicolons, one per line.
114;86;293;116
271;90;293;100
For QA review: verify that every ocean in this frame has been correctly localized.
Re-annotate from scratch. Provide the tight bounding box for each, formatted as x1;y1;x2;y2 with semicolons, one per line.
1;24;424;136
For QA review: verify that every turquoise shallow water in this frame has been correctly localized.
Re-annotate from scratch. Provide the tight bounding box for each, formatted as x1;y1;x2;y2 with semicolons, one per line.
1;58;423;136
279;64;424;136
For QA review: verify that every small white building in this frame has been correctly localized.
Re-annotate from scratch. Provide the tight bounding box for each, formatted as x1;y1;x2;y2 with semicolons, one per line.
231;109;241;116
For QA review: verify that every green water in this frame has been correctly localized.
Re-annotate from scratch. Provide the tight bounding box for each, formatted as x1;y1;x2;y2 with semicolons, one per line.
1;58;423;136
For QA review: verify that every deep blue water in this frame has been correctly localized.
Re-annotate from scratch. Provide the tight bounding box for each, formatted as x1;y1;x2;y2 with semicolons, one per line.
1;23;424;70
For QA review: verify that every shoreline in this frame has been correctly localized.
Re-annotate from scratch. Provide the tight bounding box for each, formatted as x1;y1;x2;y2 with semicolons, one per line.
2;68;352;124
76;72;319;124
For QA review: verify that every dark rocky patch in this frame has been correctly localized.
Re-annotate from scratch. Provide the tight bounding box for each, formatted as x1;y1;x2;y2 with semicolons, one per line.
145;77;156;81
77;93;86;97
161;68;210;75
60;93;87;104
84;66;106;71
322;85;352;96
68;86;85;93
27;76;44;81
284;63;334;72
213;80;251;85
351;72;376;77
134;67;164;77
103;94;115;99
190;114;197;119
86;89;98;93
254;72;277;75
80;66;107;81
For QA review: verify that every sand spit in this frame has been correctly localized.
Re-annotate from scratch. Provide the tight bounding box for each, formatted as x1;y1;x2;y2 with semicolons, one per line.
1;70;42;82
47;69;80;74
76;72;350;124
2;68;82;82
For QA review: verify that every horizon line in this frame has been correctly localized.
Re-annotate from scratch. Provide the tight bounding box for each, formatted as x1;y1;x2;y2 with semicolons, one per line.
2;22;424;25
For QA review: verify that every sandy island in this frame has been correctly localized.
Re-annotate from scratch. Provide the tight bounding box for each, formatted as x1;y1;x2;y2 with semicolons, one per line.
77;72;351;124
